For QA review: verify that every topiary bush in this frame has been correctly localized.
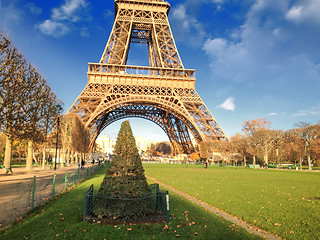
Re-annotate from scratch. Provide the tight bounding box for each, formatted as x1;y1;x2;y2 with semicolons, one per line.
93;120;154;220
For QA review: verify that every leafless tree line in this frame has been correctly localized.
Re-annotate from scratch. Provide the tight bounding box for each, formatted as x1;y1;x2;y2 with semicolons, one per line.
207;118;320;170
58;114;91;168
0;33;63;171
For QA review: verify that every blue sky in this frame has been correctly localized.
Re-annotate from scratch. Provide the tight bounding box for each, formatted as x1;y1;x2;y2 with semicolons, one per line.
1;0;320;141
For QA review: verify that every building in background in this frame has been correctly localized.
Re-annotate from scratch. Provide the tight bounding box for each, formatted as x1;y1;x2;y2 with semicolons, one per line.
96;135;114;155
135;136;160;153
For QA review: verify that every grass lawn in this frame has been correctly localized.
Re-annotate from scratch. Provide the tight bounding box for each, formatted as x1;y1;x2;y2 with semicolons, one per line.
0;167;261;240
144;164;320;240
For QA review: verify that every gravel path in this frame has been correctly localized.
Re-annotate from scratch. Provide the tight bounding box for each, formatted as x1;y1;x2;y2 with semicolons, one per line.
0;165;85;228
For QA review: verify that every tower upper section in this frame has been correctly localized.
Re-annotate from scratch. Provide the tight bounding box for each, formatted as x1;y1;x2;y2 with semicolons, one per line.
114;0;171;17
99;0;184;70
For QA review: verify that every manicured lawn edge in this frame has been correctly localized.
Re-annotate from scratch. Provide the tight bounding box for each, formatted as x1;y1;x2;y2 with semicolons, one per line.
0;167;261;240
147;175;281;240
144;164;320;240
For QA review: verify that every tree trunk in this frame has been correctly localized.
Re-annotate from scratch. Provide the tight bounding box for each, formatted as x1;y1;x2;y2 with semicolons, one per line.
33;152;38;163
71;150;75;166
61;148;65;168
42;147;46;170
299;155;303;171
244;156;247;167
68;149;71;166
307;154;312;170
18;147;22;166
75;152;78;166
4;136;12;171
264;151;268;164
253;154;256;166
26;140;33;171
79;154;82;166
275;148;279;167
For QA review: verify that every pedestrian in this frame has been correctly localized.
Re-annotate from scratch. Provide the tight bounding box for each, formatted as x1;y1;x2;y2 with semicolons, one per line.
81;159;84;169
6;166;13;174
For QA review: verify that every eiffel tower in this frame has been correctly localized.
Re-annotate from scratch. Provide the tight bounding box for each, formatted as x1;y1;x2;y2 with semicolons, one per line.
67;0;228;155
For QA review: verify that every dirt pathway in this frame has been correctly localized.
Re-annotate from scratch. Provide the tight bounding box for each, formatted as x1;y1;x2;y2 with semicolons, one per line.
147;175;282;240
0;165;91;228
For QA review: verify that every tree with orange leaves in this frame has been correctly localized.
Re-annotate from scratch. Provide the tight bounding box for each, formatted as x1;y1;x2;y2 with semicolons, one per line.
242;118;271;165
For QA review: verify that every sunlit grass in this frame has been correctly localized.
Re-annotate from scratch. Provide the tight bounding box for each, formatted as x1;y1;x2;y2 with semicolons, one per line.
0;167;260;240
144;164;320;240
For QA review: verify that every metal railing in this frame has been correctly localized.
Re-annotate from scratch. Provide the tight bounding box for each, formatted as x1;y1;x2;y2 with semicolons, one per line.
88;63;195;79
0;163;108;229
84;183;169;223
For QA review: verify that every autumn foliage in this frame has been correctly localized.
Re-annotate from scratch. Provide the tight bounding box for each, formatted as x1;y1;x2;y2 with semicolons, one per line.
206;118;320;170
0;33;62;171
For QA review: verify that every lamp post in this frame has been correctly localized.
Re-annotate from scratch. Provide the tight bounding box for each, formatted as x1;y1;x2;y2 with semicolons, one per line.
54;117;60;171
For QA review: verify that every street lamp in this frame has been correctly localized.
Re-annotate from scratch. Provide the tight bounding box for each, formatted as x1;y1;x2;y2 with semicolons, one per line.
54;117;60;170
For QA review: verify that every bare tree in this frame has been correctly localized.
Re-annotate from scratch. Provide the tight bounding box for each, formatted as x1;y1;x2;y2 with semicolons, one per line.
0;34;27;171
39;93;62;169
1;33;63;171
270;130;284;167
296;122;320;170
242;118;271;166
282;129;304;169
230;134;250;166
155;142;171;155
61;114;90;166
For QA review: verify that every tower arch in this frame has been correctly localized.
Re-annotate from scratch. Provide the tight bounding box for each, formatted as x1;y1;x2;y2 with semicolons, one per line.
87;98;203;154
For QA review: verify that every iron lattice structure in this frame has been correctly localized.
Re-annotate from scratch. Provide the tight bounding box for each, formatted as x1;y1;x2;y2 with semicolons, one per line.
68;0;228;155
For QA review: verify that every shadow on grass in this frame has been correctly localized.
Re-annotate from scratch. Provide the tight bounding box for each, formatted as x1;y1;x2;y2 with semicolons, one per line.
0;168;261;240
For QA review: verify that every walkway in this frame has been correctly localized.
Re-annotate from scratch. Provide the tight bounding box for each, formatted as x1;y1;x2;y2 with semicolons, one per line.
0;165;88;228
147;175;282;240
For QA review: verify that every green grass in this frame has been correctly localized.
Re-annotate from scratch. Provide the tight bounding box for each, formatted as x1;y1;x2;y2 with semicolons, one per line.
0;167;261;240
144;164;320;240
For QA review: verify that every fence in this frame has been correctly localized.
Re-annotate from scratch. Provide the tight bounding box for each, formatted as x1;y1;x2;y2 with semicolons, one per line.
0;162;108;228
84;183;169;223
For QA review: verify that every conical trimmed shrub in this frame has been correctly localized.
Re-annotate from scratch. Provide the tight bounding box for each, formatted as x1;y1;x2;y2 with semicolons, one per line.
93;120;153;220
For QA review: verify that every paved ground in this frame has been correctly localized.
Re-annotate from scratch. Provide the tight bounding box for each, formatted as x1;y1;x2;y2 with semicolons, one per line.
0;165;86;228
147;175;282;240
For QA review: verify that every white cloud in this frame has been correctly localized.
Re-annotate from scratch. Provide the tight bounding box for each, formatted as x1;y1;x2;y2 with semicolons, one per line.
202;0;320;106
285;1;320;25
170;4;206;46
0;1;21;25
52;0;87;22
38;20;69;37
293;105;320;117
285;6;302;22
218;97;235;111
80;27;89;37
25;2;42;15
210;0;224;10
37;0;89;37
103;9;113;19
293;112;307;117
267;112;285;116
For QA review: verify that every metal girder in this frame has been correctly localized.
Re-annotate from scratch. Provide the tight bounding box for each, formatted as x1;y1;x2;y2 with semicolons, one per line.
67;0;228;155
100;0;183;69
88;104;194;154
